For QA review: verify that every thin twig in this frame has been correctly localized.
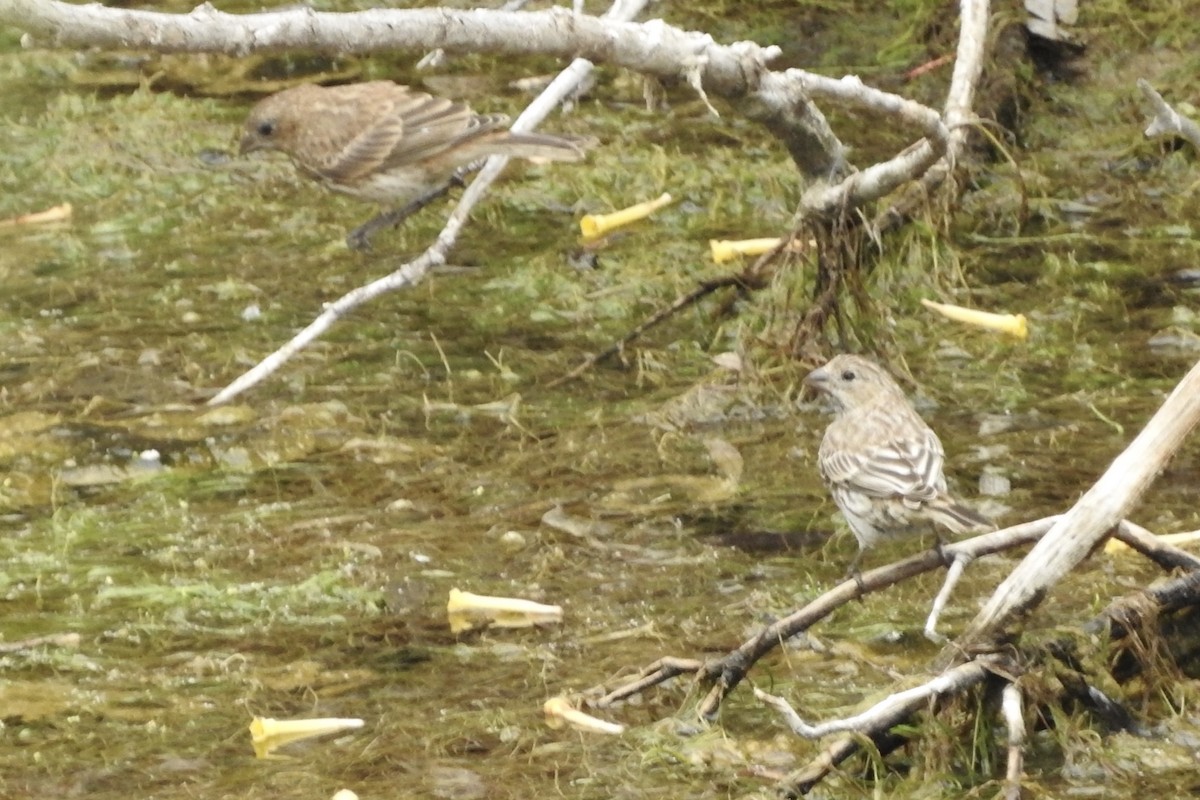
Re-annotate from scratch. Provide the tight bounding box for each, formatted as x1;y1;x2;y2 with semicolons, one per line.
552;235;786;385
1001;681;1025;800
549;274;748;387
765;656;1005;797
924;550;972;642
590;657;704;708
756;658;991;739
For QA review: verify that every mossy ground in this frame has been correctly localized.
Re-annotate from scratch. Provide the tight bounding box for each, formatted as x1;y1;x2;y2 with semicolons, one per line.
2;1;1200;798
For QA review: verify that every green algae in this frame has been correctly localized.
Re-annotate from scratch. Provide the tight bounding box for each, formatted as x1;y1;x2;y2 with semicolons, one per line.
2;1;1200;798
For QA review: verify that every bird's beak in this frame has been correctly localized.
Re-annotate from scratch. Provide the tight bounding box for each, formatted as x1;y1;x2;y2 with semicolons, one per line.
238;134;259;156
803;364;829;389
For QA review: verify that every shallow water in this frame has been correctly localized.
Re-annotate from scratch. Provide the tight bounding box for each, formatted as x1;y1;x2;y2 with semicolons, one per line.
3;4;1200;799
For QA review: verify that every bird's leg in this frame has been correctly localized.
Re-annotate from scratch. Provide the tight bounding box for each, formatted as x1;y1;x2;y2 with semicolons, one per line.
346;175;466;251
845;549;867;593
346;159;490;250
932;532;952;567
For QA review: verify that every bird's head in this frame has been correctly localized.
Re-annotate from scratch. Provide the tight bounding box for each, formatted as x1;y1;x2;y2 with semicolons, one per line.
803;354;899;411
239;91;301;156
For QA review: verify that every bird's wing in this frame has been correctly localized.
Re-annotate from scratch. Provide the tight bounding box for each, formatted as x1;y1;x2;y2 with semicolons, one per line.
382;95;509;172
319;111;409;183
273;83;404;183
820;427;946;502
300;83;511;182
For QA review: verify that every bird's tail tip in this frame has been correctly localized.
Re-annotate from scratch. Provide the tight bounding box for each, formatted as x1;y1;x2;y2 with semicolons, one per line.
502;132;597;163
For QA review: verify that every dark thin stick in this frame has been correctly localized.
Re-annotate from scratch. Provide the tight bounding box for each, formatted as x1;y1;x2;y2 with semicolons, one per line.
591;657;704;708
551;237;789;386
548;274;748;387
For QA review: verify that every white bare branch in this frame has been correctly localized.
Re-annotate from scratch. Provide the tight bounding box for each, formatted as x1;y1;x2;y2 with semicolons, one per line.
945;0;989;155
1138;79;1200;152
0;0;768;90
963;356;1200;643
0;0;995;397
1001;681;1025;800
755;658;990;739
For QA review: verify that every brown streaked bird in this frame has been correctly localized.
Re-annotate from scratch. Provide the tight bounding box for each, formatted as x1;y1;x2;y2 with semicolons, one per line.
239;80;588;247
804;354;991;575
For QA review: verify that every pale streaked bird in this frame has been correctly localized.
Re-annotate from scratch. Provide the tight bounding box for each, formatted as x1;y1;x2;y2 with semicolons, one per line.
804;354;991;575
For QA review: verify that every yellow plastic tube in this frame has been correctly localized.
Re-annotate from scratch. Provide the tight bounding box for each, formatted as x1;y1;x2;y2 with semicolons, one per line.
249;716;364;759
921;298;1028;339
446;588;563;634
580;192;673;239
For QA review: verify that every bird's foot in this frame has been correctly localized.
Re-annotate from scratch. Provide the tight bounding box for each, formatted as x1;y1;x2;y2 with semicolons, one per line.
933;535;953;568
346;221;380;251
850;569;866;594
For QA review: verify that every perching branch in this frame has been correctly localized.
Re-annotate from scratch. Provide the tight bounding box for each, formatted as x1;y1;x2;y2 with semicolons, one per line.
0;0;962;185
588;513;1200;718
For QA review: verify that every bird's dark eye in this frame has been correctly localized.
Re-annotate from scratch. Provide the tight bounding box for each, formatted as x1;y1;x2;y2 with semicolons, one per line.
256;120;276;137
841;369;856;381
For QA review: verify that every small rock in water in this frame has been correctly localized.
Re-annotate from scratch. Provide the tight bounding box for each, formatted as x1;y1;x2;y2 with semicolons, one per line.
979;468;1011;496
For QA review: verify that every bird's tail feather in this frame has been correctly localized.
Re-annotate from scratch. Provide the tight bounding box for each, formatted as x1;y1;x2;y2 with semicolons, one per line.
927;499;992;535
485;132;594;163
